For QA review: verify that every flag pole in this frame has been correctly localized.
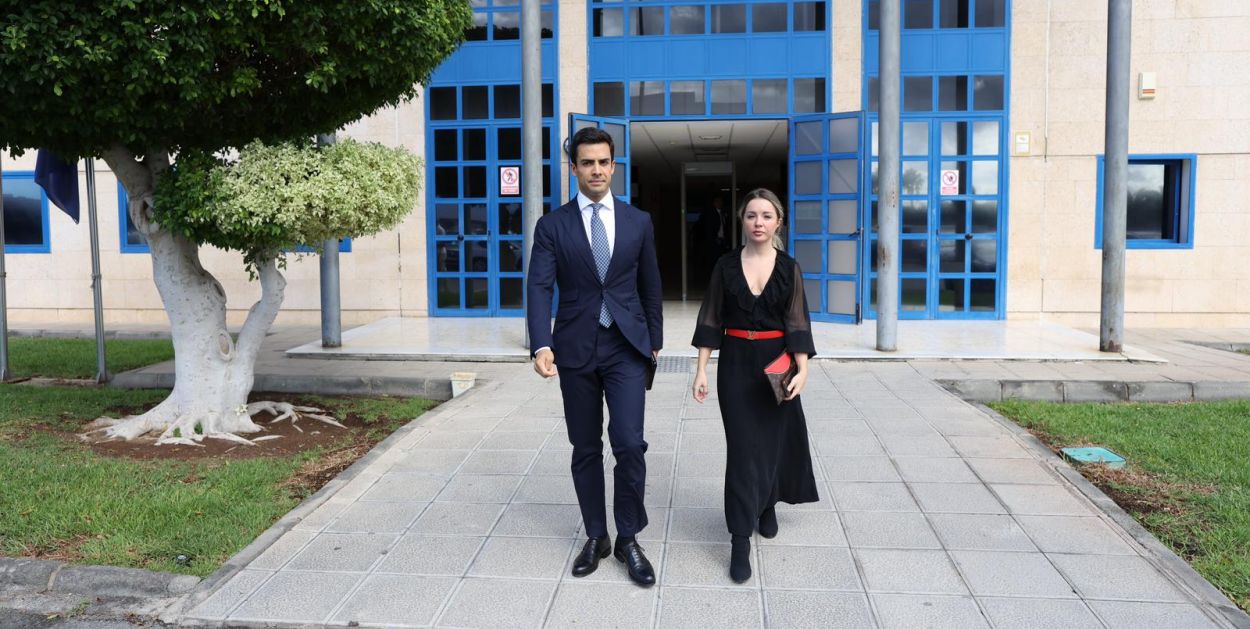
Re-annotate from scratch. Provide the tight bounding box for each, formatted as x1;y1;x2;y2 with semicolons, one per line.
85;158;108;383
0;154;11;381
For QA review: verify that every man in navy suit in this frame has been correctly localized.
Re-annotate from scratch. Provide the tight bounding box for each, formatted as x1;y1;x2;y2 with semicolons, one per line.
526;126;663;587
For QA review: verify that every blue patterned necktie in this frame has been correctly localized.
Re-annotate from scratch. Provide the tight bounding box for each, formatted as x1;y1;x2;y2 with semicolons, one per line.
590;203;613;327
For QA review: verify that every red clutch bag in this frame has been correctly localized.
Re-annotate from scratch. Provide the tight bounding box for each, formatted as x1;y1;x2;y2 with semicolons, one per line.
764;351;797;405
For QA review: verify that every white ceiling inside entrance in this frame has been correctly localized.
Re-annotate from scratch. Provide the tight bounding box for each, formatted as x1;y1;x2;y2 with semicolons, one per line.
631;119;787;174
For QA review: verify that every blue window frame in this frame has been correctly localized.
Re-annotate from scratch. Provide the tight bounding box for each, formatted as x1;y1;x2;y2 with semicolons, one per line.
868;0;1006;30
592;77;827;118
589;0;831;121
789;112;866;323
2;171;51;253
862;0;1010;320
1094;154;1196;250
466;0;555;42
118;182;148;253
592;0;826;37
426;0;560;317
118;183;351;254
427;82;560;316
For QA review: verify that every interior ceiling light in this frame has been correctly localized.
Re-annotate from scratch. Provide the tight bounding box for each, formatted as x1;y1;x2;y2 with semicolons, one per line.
697;135;722;140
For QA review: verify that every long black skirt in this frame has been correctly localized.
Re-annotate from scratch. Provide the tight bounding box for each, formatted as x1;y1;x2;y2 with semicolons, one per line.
716;335;819;537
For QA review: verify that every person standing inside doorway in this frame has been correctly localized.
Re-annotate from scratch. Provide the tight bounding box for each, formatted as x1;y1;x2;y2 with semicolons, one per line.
695;195;730;282
526;126;664;587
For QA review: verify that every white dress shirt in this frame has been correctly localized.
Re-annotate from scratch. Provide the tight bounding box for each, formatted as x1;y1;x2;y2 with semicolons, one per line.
534;193;618;358
577;191;615;256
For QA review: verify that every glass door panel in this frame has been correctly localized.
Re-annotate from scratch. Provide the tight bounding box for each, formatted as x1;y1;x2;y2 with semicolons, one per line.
934;115;1003;318
789;112;864;323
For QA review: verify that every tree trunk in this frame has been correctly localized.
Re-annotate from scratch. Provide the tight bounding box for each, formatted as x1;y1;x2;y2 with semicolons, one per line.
97;147;293;446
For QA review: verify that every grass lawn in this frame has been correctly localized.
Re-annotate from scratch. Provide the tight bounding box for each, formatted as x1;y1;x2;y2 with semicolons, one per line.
6;337;175;379
0;385;435;577
991;400;1250;612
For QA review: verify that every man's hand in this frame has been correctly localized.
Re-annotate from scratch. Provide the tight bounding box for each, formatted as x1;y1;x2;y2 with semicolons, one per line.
533;348;557;378
652;350;660;361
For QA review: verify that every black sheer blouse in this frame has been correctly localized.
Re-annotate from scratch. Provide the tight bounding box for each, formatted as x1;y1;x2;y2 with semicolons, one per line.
691;248;817;357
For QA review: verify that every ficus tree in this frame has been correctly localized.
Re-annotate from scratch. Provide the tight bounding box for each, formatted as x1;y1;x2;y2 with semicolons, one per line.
0;1;471;444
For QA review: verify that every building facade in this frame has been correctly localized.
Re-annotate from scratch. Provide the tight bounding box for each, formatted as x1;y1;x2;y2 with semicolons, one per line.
3;0;1248;328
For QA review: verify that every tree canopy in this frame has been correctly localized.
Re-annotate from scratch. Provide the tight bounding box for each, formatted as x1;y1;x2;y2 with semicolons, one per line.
155;139;421;270
0;0;473;158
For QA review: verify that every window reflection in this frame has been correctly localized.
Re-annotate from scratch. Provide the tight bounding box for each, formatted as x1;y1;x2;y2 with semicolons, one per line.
794;78;826;113
752;3;787;32
752;79;787;114
630;6;664;35
1127;163;1173;240
670;5;705;34
794;2;825;31
711;80;746;114
594;8;624;36
631;81;665;115
671;80;705;115
2;178;45;246
712;4;746;32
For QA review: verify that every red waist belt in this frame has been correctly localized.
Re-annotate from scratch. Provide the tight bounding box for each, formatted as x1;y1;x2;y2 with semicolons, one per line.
725;329;784;340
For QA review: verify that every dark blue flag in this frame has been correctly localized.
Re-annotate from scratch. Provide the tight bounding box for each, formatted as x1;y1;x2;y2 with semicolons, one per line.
34;150;80;223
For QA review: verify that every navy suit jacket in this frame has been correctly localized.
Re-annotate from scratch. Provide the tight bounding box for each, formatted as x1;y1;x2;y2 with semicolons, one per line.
526;198;663;370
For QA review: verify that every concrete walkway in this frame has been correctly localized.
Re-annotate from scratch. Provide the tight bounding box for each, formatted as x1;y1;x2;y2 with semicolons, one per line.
181;360;1245;629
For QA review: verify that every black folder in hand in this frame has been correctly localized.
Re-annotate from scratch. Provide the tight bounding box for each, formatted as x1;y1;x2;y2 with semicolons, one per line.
645;356;657;390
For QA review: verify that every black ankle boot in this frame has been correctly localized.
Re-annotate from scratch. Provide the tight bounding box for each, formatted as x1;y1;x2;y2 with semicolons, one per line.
758;506;778;539
729;535;752;583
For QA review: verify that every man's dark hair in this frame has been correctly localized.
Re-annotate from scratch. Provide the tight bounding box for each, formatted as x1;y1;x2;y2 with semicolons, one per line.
565;127;615;163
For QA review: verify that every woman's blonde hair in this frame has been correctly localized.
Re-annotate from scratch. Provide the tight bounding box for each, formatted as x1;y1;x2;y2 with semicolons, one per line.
737;188;786;250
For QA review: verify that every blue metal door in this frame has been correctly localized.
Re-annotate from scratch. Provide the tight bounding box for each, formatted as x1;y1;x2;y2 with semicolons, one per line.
568;114;631;203
863;114;1007;319
789;112;865;324
932;116;1005;318
428;117;558;316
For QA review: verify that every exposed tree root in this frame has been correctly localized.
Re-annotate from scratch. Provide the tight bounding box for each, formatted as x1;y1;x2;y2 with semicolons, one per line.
247;401;346;430
84;400;343;447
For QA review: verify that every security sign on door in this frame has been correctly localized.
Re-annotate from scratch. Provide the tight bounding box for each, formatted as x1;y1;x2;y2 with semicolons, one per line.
500;166;520;196
940;169;959;196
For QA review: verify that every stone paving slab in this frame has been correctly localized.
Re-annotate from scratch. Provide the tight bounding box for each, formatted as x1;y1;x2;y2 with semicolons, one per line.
176;359;1249;628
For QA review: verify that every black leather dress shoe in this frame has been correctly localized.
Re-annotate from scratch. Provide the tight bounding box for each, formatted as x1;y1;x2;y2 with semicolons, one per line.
572;536;611;577
614;539;656;587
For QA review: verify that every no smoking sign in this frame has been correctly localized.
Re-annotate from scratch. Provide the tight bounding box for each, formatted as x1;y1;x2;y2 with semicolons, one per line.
940;169;959;195
500;166;520;196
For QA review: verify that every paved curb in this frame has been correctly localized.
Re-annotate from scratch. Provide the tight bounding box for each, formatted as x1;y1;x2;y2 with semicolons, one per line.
1187;341;1250;353
974;402;1250;629
171;380;500;625
287;350;529;363
0;557;199;598
111;371;454;400
938;378;1250;403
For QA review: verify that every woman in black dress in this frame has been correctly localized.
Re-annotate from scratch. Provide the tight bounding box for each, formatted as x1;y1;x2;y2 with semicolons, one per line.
691;188;819;583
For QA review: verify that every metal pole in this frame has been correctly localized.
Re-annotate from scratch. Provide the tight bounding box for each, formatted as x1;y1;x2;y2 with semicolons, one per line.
0;157;10;381
876;0;901;351
1100;0;1131;352
730;168;737;247
520;0;542;349
85;159;109;383
317;133;342;348
680;168;688;301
